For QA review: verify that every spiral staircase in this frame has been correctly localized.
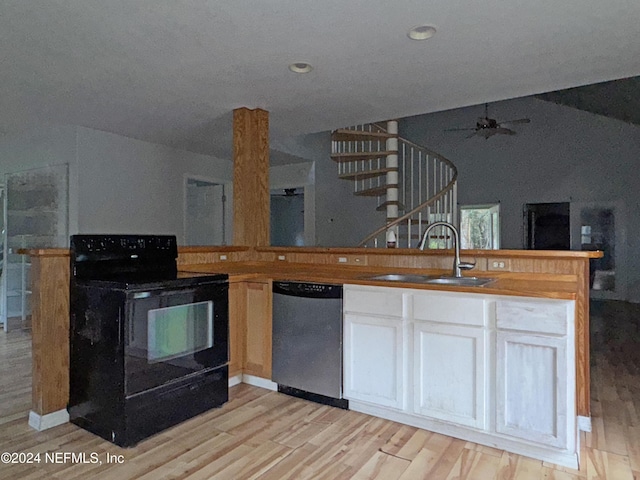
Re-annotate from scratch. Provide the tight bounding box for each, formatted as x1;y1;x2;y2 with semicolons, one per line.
331;121;458;248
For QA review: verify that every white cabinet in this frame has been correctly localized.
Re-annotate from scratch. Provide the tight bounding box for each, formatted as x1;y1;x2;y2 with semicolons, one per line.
496;331;569;447
495;299;574;449
344;313;406;409
414;321;487;429
343;284;406;409
343;285;578;468
411;290;488;429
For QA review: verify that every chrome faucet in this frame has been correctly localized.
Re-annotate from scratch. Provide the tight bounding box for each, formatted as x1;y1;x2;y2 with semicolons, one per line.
418;221;475;277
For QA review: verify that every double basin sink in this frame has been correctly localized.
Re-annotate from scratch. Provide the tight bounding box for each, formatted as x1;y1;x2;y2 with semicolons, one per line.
365;273;495;287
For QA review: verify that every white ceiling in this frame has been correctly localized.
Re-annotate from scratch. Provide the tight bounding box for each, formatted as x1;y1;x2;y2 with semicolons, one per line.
2;1;640;158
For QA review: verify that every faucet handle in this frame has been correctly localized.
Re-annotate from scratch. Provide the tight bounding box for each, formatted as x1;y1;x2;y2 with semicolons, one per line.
458;261;476;270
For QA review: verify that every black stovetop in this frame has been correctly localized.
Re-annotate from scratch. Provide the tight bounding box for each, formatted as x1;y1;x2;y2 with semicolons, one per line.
70;234;227;290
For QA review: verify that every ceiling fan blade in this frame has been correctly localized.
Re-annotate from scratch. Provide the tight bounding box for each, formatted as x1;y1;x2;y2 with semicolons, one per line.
444;126;476;132
500;118;531;126
495;127;517;135
476;129;497;139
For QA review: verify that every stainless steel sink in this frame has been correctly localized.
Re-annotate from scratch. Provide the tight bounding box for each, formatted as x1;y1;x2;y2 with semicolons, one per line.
366;274;435;283
420;276;495;287
365;274;495;287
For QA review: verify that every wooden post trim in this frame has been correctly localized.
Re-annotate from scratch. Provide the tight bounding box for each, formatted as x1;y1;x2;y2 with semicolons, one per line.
233;108;270;247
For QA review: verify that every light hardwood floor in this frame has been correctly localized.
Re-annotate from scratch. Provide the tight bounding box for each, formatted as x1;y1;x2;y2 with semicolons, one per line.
0;300;638;479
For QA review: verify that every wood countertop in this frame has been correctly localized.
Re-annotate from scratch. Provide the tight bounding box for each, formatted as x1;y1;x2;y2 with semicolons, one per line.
255;246;603;259
180;261;579;300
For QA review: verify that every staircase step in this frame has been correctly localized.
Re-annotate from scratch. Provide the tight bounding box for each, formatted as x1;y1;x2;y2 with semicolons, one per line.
331;151;396;162
376;201;405;211
355;184;398;197
332;129;394;142
339;168;397;181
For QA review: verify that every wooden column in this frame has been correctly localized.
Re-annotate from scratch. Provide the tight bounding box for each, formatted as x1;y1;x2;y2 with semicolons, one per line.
27;250;70;422
233;107;270;246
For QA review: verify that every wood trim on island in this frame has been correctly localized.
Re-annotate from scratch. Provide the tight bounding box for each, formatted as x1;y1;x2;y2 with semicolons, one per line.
28;252;70;421
20;245;600;428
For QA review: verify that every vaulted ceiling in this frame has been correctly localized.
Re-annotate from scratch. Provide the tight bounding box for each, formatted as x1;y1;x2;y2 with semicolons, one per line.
537;77;640;127
2;1;640;157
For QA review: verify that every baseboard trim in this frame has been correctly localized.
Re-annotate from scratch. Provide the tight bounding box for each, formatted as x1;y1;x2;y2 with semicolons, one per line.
578;415;592;432
29;409;69;431
349;399;578;469
241;374;277;391
229;374;243;387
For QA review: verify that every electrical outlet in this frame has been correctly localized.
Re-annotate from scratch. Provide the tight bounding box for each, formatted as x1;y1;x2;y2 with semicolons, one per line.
219;254;227;261
338;257;348;263
278;255;286;261
489;259;510;271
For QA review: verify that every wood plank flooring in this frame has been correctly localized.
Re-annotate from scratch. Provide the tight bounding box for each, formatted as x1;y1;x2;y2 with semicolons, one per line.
1;299;639;479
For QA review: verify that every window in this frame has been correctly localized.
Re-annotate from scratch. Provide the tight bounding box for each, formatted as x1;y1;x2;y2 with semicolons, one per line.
459;204;500;249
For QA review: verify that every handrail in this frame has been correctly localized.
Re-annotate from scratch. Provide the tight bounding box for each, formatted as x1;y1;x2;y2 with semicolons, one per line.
357;168;458;247
333;123;458;249
356;127;458;247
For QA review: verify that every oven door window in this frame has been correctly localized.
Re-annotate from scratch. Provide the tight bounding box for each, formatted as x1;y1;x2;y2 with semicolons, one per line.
147;301;213;363
125;284;228;396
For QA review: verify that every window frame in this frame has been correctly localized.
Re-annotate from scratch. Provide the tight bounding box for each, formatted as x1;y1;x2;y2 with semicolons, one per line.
459;203;501;250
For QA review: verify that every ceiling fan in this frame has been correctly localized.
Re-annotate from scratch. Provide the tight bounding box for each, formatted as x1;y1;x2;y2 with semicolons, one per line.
445;104;531;139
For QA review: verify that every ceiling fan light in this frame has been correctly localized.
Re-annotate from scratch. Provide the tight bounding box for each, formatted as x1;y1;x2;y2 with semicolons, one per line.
407;25;437;41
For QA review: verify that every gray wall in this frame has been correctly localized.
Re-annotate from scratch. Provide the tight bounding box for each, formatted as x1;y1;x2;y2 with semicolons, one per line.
400;96;640;302
0;125;233;244
75;126;232;240
272;131;385;246
0;125;80;236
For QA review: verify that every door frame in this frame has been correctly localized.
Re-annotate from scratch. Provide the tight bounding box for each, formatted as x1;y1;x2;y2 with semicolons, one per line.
570;200;626;300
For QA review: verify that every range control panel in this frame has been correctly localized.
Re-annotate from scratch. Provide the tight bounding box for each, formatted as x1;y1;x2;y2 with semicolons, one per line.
71;234;177;259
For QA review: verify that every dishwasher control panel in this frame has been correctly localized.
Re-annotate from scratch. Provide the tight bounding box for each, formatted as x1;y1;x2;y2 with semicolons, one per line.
273;281;342;299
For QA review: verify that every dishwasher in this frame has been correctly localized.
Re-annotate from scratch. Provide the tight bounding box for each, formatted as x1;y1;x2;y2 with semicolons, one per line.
272;281;348;409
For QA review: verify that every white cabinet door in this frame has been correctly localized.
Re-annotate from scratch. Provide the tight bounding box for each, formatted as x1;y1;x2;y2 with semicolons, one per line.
414;321;487;429
496;331;569;448
343;313;406;409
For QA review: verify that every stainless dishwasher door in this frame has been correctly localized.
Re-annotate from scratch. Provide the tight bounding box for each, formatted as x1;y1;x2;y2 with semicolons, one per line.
272;282;343;400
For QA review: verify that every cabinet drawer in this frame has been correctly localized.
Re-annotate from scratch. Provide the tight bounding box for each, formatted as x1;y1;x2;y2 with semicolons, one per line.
496;300;571;335
344;286;404;317
413;292;487;326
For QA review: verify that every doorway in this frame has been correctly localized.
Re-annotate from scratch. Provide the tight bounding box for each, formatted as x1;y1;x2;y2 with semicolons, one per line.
184;177;231;246
570;201;624;299
271;188;305;246
524;202;570;250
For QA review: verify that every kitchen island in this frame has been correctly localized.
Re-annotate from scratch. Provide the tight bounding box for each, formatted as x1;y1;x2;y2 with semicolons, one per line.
22;245;599;466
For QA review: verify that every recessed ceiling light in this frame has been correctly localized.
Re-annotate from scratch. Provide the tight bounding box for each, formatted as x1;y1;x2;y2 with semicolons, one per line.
407;25;437;40
289;62;313;74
